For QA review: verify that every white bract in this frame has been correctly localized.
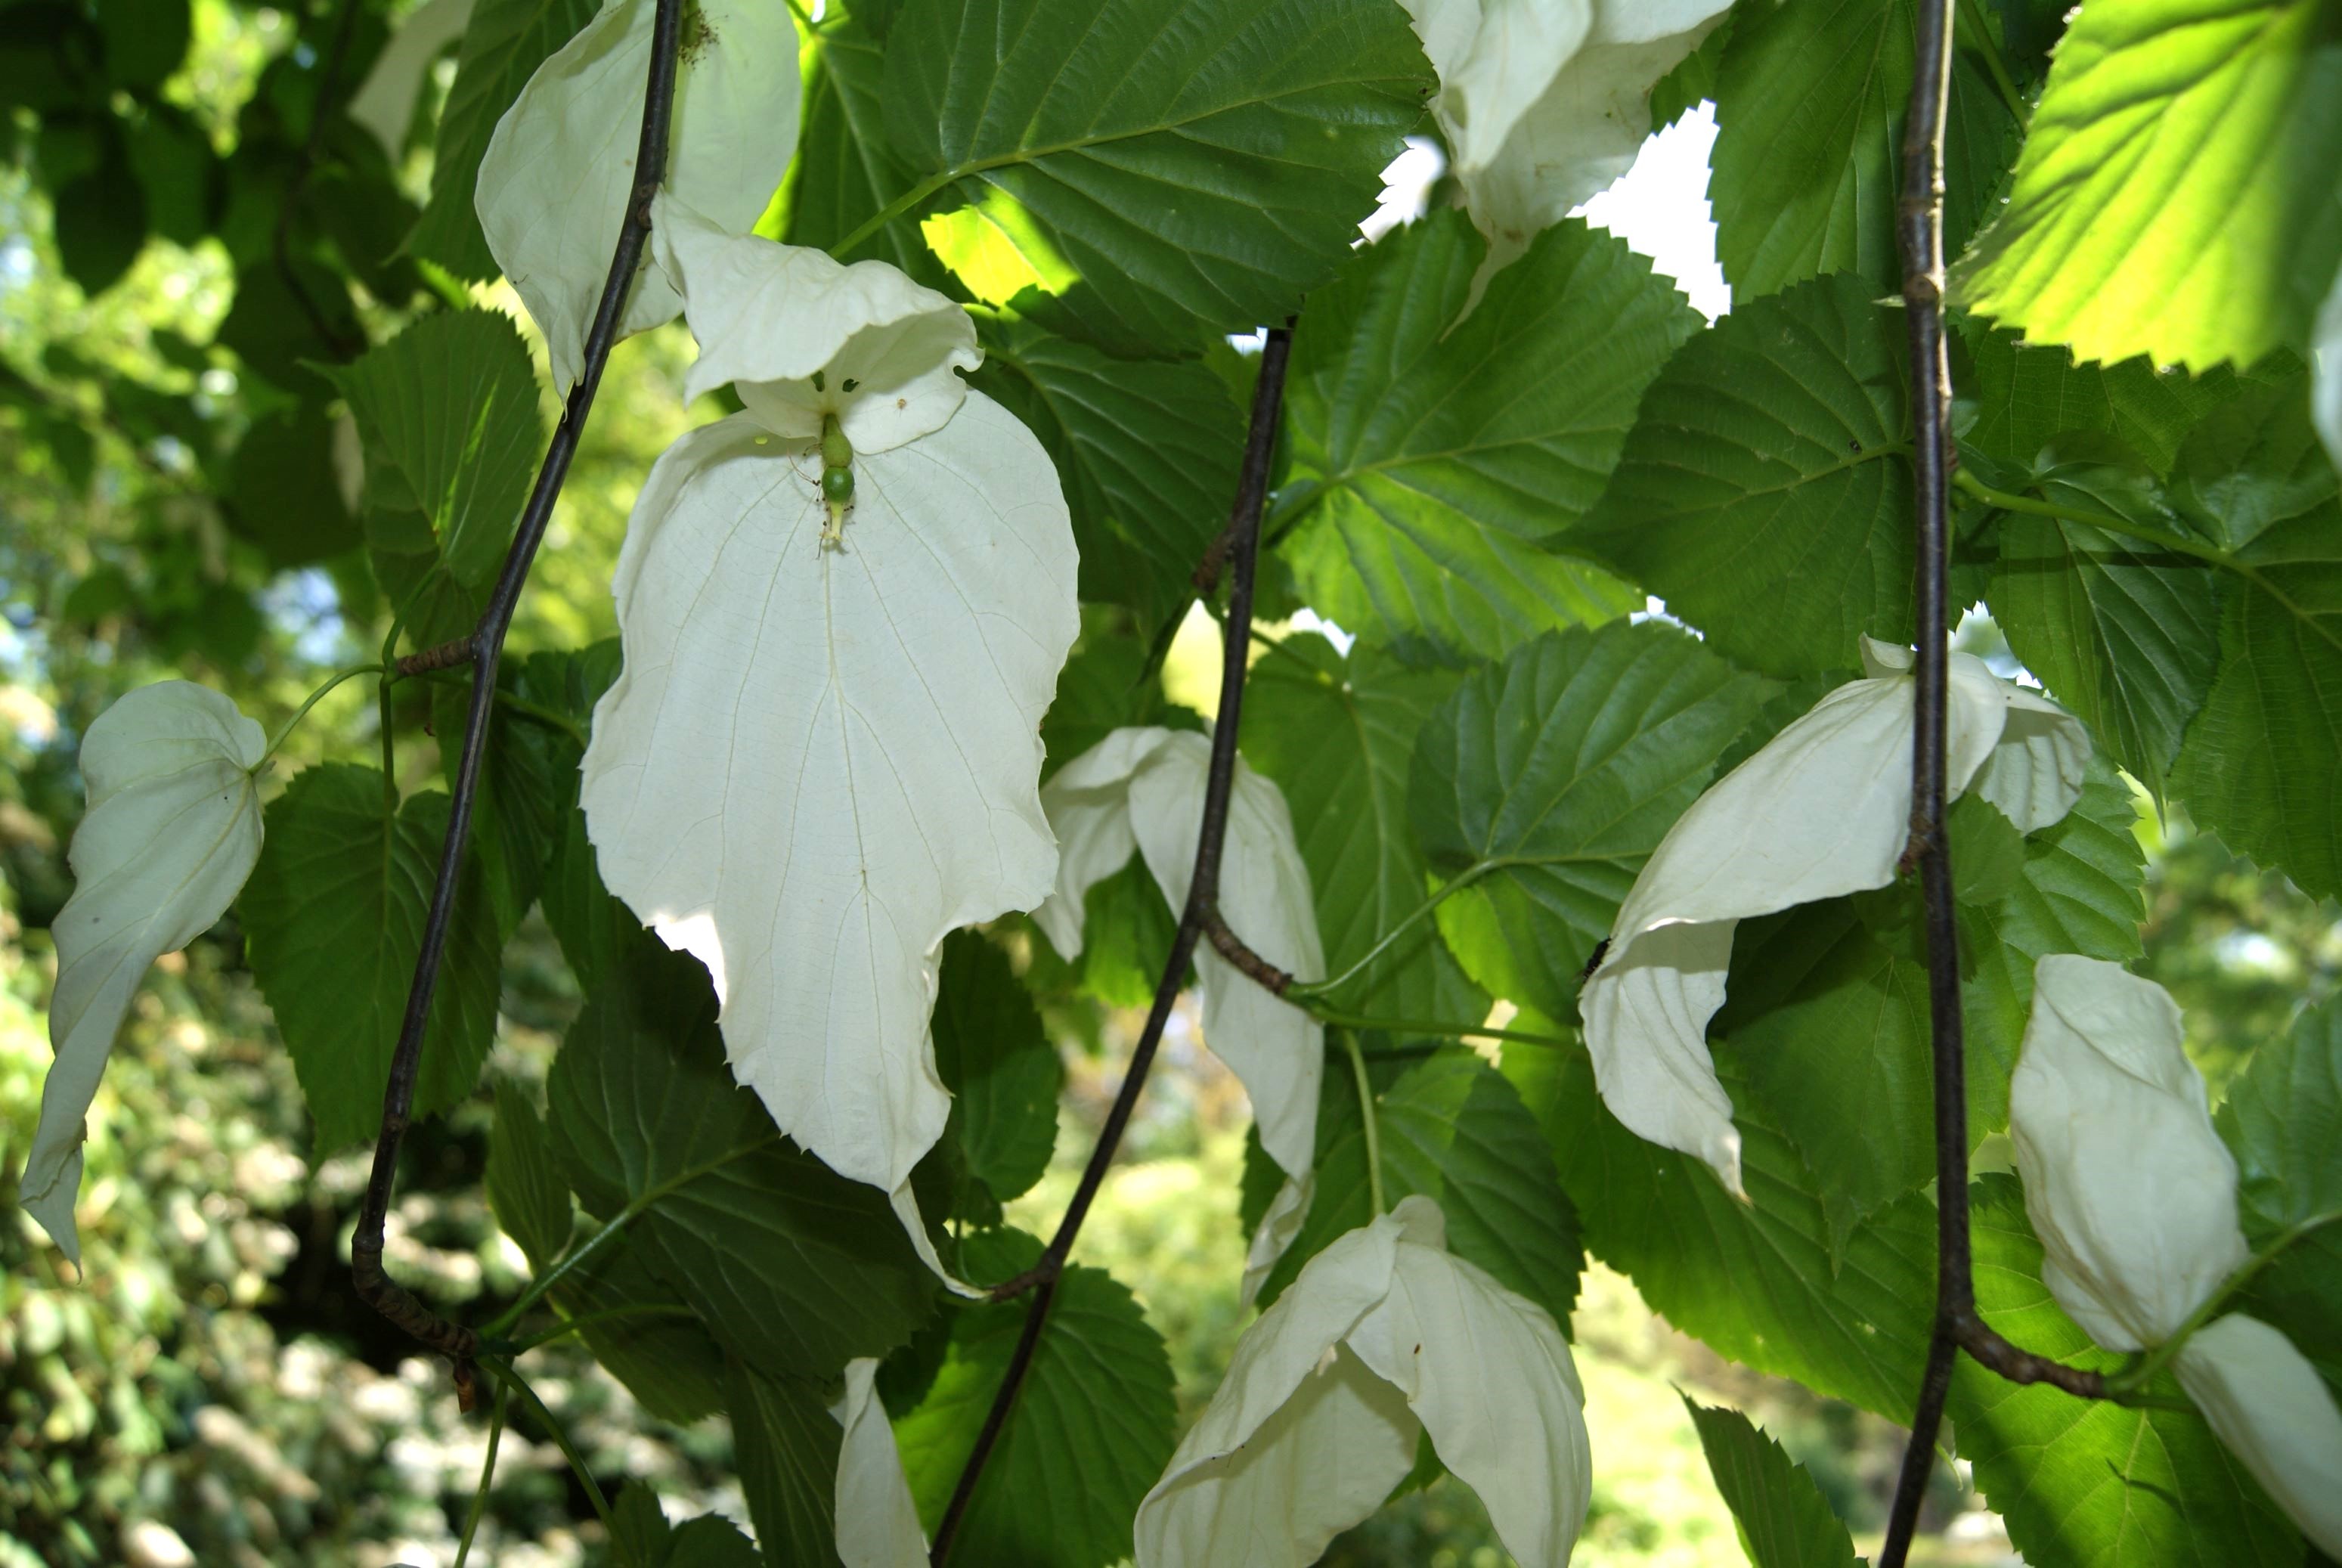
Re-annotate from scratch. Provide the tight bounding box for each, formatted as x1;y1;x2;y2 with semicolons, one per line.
2009;956;2342;1557
476;0;800;392
2315;265;2342;475
25;682;268;1263
1133;1195;1591;1567
1581;638;2089;1196
1396;0;1732;287
1033;727;1327;1193
349;0;475;158
832;1358;926;1568
579;200;1077;1250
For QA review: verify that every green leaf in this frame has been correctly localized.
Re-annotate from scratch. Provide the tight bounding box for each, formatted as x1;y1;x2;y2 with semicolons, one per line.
664;1519;762;1567
2217;997;2342;1387
882;0;1430;355
410;0;600;280
545;944;936;1377
526;641;640;990
328;310;544;591
1254;1046;1583;1331
1947;1175;2303;1568
931;931;1061;1210
1708;0;2019;299
1508;1042;1935;1421
1238;633;1485;1024
1570;273;1915;679
52;156;147;297
729;1361;845;1568
242;764;505;1151
486;1079;572;1272
972;314;1242;632
612;1483;674;1568
558;1241;730;1425
1953;0;2342;371
1408;620;1777;1021
1279;213;1695;664
780;11;948;287
225;403;364;568
1955;330;2244;478
894;1229;1176;1568
1681;1398;1862;1568
1038;614;1198;782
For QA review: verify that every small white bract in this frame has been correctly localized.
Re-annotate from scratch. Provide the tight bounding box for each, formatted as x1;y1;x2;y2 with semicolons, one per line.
25;681;268;1263
476;0;801;392
2009;956;2342;1557
1133;1195;1591;1567
2314;265;2342;475
1033;727;1327;1202
1581;637;2089;1196
831;1358;927;1568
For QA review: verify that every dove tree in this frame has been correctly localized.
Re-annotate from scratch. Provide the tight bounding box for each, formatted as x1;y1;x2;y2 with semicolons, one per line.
14;0;2342;1563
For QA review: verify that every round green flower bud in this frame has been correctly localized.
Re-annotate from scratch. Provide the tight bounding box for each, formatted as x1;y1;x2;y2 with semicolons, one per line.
822;465;856;504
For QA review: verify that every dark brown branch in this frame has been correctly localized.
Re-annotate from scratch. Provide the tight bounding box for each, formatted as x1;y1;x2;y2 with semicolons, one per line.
929;321;1297;1565
1879;2;2105;1559
1201;905;1293;993
348;0;686;1399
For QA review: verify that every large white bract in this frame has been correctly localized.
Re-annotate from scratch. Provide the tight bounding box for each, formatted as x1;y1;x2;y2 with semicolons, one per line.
2009;956;2342;1557
1033;727;1327;1193
476;0;801;392
1396;0;1731;288
578;203;1078;1249
1132;1195;1591;1567
25;681;268;1263
1581;637;2090;1195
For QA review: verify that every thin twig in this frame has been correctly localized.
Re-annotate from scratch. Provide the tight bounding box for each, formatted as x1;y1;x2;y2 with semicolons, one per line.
348;0;686;1393
928;321;1296;1566
1879;1;2106;1558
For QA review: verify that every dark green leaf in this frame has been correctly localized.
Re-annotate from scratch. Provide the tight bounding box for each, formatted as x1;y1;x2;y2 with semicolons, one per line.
1256;1047;1583;1331
1953;0;2342;370
225;402;366;568
780;12;945;287
931;931;1061;1210
894;1229;1175;1568
1039;614;1198;781
1708;0;2018;298
2217;998;2342;1387
729;1361;844;1568
1682;1397;1862;1568
242;764;505;1150
1240;633;1484;1023
328;310;544;591
559;1241;730;1425
884;0;1430;355
1409;620;1775;1021
521;640;640;990
486;1079;572;1272
546;943;935;1376
1570;273;1914;678
1947;1176;2303;1568
664;1518;763;1567
124;103;218;247
96;0;190;91
974;314;1241;631
410;0;600;279
430;646;600;938
52;156;147;296
1280;213;1694;663
216;254;359;392
1954;330;2244;479
612;1483;673;1568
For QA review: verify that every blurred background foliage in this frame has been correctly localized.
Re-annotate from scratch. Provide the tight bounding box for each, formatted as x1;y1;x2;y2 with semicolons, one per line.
2;0;2338;1563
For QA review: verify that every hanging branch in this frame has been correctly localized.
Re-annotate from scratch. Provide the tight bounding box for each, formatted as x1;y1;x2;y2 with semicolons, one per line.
927;321;1296;1566
347;0;686;1399
1881;5;2105;1562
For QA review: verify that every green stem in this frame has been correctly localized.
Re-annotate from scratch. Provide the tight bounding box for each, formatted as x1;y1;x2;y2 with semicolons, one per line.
482;1357;612;1533
1288;861;1498;1000
1343;1033;1384;1217
514;1303;699;1355
417;671;589;746
1950;469;2218;562
452;1380;509;1568
828;171;956;259
256;663;385;769
1305;1008;1573;1052
1955;0;2027;122
2107;1207;2342;1395
376;606;410;813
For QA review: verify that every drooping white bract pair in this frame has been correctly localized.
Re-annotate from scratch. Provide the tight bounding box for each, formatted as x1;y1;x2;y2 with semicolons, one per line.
2009;956;2342;1557
578;197;1080;1284
1135;1195;1591;1566
1581;637;2090;1197
476;0;801;392
1394;0;1732;288
24;682;270;1263
1033;727;1327;1278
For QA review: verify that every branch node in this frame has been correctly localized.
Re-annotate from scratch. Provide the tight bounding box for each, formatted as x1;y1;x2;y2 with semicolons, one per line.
393;637;478;678
1201;905;1293;993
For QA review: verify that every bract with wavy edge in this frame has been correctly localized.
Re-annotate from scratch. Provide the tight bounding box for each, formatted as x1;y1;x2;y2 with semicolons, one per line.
578;207;1079;1233
475;0;800;392
832;1358;926;1568
1033;727;1327;1192
1133;1195;1591;1566
2009;956;2342;1557
1581;637;2090;1196
1398;0;1730;287
25;682;268;1263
